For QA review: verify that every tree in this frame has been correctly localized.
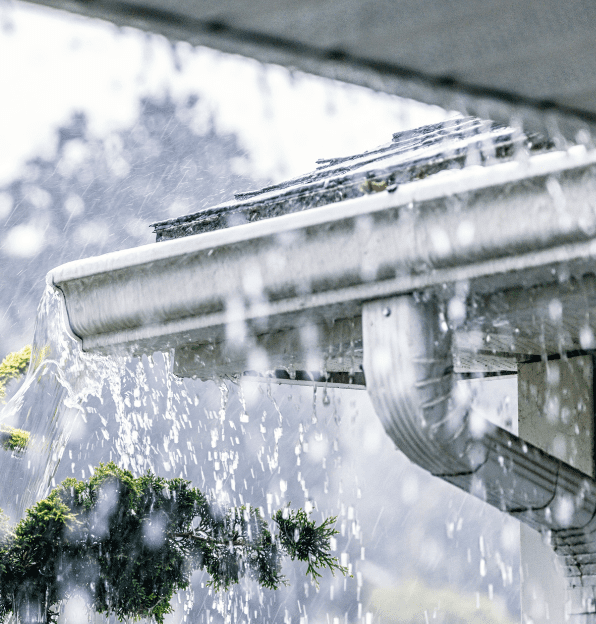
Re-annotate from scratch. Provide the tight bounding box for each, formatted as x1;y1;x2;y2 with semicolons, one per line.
0;345;30;402
0;96;261;356
0;346;31;453
0;463;346;624
0;347;346;621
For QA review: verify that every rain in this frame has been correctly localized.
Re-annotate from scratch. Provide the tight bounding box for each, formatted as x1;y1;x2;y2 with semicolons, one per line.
4;1;594;623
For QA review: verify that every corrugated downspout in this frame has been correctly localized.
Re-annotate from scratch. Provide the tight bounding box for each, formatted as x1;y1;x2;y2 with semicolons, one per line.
362;295;596;622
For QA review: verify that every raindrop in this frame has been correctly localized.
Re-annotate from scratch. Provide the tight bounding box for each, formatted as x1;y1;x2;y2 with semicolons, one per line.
580;325;595;349
0;192;13;219
456;220;475;245
548;299;563;322
555;496;575;526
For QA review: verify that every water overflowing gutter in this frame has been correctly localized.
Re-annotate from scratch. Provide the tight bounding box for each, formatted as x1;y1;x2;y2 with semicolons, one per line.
47;129;596;619
50;145;596;358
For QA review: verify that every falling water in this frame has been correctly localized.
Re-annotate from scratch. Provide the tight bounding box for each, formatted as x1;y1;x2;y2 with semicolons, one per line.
0;282;521;623
0;284;123;524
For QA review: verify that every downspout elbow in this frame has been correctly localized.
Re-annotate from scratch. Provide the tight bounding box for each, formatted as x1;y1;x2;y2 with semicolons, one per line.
363;294;596;620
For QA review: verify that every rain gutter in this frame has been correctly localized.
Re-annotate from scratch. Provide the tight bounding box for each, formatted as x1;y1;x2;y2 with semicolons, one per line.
50;145;596;355
49;144;596;617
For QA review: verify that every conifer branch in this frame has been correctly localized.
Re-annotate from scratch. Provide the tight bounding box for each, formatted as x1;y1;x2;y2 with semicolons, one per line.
0;424;30;452
0;463;346;624
0;346;32;453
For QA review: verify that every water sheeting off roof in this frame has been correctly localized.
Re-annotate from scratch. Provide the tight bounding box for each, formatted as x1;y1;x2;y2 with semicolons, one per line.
152;117;554;241
21;0;596;137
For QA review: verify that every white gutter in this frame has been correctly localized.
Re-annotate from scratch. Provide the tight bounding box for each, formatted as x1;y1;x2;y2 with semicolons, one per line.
48;144;596;619
49;146;596;356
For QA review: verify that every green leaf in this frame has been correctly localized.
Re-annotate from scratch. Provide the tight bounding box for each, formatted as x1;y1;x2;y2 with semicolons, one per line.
0;345;31;401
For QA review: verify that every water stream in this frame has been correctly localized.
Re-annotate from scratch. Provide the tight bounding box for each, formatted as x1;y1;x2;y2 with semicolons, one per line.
0;285;120;524
0;283;520;624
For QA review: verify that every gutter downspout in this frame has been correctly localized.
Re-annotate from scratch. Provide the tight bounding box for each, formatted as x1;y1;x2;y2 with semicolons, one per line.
362;295;596;622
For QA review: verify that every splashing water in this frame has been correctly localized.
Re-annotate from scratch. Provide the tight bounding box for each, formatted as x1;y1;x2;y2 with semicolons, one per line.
0;283;522;624
5;295;89;514
0;282;200;527
0;284;129;524
2;287;85;520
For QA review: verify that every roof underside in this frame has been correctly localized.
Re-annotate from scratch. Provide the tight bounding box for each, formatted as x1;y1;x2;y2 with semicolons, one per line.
22;0;596;139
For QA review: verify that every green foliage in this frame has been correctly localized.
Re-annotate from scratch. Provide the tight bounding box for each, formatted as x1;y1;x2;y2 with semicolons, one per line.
274;507;347;585
0;463;345;624
0;345;31;401
0;424;30;452
0;488;77;623
192;504;282;593
0;346;33;454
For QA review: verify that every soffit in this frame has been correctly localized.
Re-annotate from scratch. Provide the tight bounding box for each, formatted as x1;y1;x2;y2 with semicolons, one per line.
22;0;596;137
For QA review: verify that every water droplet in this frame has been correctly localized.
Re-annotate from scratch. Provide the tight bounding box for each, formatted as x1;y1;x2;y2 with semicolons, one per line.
549;298;563;322
580;325;595;349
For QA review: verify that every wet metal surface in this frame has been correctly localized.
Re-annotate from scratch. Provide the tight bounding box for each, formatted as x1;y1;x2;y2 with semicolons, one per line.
50;120;596;382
